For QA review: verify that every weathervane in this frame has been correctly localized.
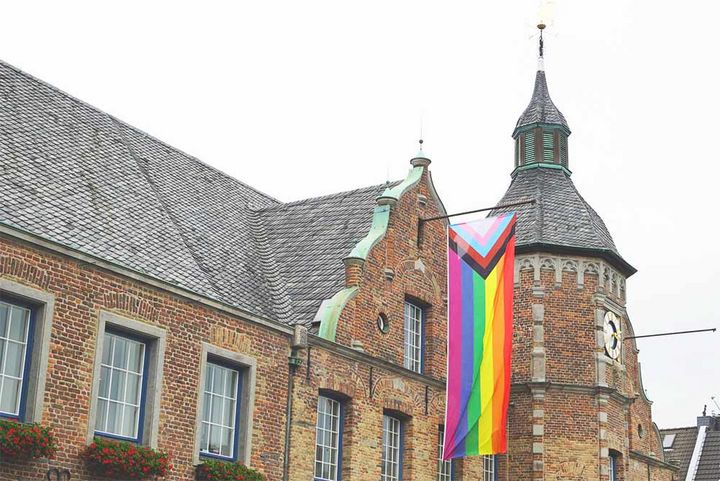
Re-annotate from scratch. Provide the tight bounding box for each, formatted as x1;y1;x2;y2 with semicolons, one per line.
538;23;546;58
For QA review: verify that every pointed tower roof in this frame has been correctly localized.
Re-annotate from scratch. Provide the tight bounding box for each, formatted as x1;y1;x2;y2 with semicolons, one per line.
495;25;635;277
513;24;570;137
514;70;570;136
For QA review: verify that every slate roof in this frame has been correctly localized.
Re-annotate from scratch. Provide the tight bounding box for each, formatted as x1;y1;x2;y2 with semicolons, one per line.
0;59;391;326
257;183;397;324
491;168;635;275
696;430;720;481
661;427;698;479
514;70;570;135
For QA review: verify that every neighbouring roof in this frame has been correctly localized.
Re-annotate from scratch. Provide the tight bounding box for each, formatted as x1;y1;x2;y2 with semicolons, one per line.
661;427;699;479
697;430;720;481
491;167;635;275
661;417;720;481
514;69;570;135
0;59;393;326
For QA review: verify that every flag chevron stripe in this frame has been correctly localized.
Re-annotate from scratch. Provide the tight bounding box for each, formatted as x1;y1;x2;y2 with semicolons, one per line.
449;224;516;279
448;217;516;273
443;213;516;461
452;214;514;256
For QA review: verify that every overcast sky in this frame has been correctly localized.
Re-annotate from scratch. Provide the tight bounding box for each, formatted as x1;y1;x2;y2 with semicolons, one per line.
3;1;718;429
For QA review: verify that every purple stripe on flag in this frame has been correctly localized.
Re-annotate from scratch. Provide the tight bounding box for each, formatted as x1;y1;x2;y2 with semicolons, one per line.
458;258;475;457
445;248;462;457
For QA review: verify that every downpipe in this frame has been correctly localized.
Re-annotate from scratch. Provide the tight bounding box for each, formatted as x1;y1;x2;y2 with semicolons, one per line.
282;345;302;481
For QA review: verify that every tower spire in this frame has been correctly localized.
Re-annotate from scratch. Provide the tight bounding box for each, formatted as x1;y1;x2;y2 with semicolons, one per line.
512;23;570;174
537;23;546;71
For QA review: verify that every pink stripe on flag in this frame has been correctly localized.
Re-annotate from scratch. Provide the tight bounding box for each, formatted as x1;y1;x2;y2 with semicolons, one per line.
444;248;462;457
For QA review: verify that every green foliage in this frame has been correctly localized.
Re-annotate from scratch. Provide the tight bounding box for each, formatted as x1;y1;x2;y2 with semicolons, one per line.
196;459;265;481
0;418;56;460
83;437;171;479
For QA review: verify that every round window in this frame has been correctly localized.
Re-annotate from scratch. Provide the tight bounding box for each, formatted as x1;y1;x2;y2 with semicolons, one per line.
377;313;389;334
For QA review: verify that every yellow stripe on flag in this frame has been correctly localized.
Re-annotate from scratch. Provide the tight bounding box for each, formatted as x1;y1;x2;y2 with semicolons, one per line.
478;264;496;453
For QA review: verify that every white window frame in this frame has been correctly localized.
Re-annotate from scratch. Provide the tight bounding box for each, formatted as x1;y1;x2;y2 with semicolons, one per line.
382;414;402;481
88;311;165;447
193;343;257;466
437;426;452;481
94;330;148;441
199;361;241;459
314;395;342;481
403;301;423;373
0;278;54;423
483;454;496;481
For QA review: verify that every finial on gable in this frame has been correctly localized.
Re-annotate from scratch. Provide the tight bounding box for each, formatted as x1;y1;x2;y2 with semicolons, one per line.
411;138;431;167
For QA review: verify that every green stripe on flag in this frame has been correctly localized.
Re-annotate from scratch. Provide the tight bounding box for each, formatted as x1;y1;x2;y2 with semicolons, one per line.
466;270;486;454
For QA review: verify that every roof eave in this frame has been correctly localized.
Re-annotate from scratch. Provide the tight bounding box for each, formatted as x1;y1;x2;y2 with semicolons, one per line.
515;242;637;277
512;122;572;139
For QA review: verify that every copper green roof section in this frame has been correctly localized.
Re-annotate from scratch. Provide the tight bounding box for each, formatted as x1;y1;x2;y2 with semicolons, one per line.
316;286;358;340
316;165;425;340
381;165;423;201
345;205;391;260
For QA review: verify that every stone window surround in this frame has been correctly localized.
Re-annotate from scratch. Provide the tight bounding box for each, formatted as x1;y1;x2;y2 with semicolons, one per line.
193;342;257;466
87;311;166;448
0;278;54;424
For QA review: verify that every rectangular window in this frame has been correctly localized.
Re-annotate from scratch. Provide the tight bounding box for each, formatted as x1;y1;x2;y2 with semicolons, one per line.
94;330;149;442
609;453;617;481
314;395;342;481
437;426;452;481
199;361;242;459
483;455;496;481
403;301;423;373
382;415;402;481
0;299;34;419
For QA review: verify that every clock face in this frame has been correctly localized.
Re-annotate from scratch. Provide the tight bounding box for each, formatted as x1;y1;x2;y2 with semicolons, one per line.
603;311;621;360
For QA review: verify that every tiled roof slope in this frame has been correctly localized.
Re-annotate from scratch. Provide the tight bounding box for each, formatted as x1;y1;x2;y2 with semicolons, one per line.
491;168;634;273
661;427;698;479
257;183;396;325
515;70;570;133
696;430;720;481
0;59;389;324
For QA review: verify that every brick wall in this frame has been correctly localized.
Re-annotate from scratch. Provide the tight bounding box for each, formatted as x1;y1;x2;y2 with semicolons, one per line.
502;256;676;481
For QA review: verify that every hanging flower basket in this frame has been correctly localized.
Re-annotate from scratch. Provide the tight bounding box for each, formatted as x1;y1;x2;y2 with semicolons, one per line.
0;418;56;460
82;437;171;479
195;459;265;481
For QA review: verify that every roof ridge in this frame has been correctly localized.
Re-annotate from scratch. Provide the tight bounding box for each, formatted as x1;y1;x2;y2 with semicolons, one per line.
661;426;699;432
257;181;400;211
0;58;281;206
110;116;223;300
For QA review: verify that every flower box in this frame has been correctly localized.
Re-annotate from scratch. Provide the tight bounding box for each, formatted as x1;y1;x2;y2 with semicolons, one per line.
83;437;170;479
0;418;56;460
195;459;265;481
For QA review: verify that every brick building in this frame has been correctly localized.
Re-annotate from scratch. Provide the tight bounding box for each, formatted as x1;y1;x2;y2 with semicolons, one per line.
0;45;675;481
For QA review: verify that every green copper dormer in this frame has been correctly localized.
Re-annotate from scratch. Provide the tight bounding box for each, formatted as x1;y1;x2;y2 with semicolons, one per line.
512;59;571;176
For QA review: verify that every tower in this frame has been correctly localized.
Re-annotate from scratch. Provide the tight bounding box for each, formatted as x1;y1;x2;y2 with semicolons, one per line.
492;26;675;481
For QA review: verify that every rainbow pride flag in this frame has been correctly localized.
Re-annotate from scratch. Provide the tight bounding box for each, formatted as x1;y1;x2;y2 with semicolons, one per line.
443;213;516;459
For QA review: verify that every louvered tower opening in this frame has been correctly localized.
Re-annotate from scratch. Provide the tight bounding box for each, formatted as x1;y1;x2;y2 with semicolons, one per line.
513;126;569;172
